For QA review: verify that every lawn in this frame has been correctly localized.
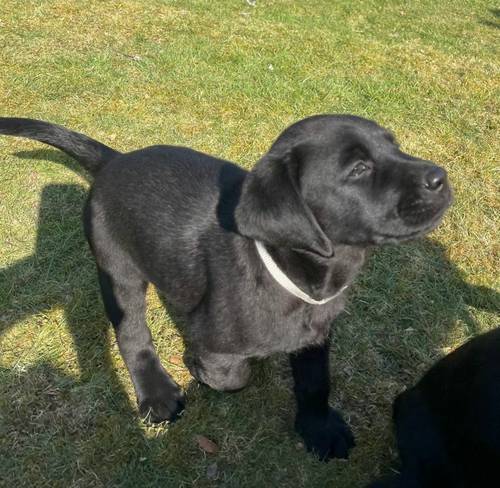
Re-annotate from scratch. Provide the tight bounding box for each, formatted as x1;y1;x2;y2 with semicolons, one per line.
0;1;498;486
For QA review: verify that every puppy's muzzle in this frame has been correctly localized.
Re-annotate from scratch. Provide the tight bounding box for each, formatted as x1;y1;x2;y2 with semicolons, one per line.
397;164;452;227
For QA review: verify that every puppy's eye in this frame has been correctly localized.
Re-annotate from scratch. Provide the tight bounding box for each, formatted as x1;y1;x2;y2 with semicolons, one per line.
349;161;371;178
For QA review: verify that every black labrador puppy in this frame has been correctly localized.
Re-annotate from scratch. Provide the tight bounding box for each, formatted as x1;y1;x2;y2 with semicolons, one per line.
0;115;451;460
370;328;500;487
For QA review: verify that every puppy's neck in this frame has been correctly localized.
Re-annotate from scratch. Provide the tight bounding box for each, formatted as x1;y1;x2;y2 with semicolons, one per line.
263;244;366;302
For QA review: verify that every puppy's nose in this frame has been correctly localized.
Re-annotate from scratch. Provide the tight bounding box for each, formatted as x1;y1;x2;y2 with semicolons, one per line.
424;166;447;191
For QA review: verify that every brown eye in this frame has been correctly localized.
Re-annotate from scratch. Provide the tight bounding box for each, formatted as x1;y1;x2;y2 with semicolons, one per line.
349;161;370;178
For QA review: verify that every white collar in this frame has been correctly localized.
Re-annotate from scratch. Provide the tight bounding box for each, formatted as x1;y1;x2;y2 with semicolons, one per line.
254;240;348;305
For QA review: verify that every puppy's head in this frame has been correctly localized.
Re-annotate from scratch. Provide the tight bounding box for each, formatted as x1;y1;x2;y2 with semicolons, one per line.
237;115;452;255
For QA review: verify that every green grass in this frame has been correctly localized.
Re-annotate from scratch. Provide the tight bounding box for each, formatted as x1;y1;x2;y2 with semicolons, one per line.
0;0;498;486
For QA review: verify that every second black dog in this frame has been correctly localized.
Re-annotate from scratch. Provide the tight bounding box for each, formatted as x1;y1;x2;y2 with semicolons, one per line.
0;115;451;460
371;327;500;487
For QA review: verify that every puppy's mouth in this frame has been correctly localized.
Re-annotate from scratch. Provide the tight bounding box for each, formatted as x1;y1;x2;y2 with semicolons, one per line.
398;200;447;227
374;219;441;243
375;193;452;243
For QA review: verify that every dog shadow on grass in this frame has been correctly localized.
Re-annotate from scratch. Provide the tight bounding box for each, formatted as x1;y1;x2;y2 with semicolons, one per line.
478;8;500;29
0;149;498;486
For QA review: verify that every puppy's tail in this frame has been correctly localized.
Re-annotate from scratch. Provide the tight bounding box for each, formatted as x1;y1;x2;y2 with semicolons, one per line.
0;117;120;175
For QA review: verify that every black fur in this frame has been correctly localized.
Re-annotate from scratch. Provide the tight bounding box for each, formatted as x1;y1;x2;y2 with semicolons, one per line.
0;118;118;172
0;114;451;460
369;328;500;487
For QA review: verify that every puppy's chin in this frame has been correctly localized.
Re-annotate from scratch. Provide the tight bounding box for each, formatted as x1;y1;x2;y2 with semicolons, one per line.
332;215;443;247
397;187;452;228
372;190;453;244
372;210;447;244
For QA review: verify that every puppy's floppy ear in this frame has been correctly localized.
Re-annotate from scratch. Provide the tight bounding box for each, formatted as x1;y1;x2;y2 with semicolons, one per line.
235;145;333;257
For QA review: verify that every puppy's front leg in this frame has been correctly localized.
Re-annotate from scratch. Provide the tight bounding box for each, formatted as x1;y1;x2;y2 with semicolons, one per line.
96;267;185;423
290;339;355;460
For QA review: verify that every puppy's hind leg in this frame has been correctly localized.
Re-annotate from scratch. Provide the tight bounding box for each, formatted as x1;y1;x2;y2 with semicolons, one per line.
96;266;185;423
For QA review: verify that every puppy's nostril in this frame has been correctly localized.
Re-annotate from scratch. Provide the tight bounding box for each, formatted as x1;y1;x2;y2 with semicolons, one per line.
424;167;446;191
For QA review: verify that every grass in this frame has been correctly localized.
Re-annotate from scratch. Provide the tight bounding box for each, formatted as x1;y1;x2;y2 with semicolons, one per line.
0;0;498;486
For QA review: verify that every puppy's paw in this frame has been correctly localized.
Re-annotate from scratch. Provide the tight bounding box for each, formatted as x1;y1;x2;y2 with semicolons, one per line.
138;380;185;423
295;407;355;461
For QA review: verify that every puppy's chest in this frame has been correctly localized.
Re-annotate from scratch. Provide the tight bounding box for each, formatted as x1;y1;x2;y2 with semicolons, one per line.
254;297;346;355
280;256;365;352
295;300;345;349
